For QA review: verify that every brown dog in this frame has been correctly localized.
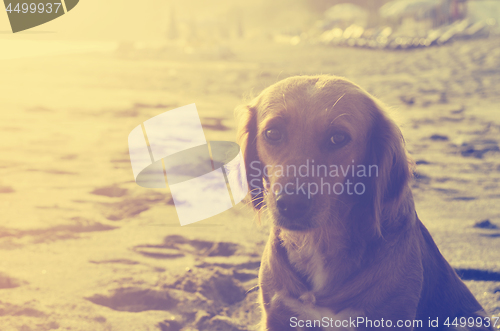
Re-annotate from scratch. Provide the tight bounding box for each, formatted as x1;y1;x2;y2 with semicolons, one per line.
236;76;493;330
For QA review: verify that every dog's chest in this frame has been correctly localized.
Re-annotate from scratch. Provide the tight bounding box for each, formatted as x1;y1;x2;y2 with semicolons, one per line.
287;246;328;292
285;250;342;329
275;245;362;330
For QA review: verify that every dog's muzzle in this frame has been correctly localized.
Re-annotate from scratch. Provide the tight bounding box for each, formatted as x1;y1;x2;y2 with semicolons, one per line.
275;189;313;230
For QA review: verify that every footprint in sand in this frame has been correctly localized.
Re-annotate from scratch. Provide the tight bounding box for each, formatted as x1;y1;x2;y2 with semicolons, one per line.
86;287;178;312
133;235;261;275
0;272;26;289
86;269;251;331
0;186;15;193
87;235;259;330
90;185;128;198
91;189;172;221
132;235;242;260
0;301;46;318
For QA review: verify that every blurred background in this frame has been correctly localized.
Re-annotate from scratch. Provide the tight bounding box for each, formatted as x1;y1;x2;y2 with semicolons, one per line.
2;0;500;54
1;1;499;330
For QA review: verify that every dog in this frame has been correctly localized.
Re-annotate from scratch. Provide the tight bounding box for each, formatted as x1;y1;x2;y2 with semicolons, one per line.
236;75;493;330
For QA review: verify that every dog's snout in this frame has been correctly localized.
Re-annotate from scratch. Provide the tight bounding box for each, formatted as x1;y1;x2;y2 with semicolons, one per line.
276;191;311;220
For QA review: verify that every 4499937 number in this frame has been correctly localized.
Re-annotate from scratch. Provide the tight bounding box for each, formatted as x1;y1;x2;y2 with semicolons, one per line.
444;316;499;329
6;2;62;14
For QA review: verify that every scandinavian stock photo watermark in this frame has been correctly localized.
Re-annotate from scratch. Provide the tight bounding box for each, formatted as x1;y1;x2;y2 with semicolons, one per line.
290;315;499;329
4;0;79;33
249;159;379;199
128;104;248;226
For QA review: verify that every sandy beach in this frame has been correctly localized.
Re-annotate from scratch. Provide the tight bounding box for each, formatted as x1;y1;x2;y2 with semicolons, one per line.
0;32;500;330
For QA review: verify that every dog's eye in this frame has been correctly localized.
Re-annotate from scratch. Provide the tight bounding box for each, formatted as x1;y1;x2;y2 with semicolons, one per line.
264;128;283;142
330;133;348;145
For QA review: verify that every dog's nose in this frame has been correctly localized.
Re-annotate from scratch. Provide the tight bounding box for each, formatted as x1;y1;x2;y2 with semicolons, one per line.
276;191;311;220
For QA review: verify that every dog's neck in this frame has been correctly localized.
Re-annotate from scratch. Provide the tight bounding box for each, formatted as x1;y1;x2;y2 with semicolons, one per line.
279;229;328;292
278;188;418;294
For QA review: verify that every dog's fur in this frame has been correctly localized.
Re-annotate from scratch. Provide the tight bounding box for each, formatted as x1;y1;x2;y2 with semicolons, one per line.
236;76;492;330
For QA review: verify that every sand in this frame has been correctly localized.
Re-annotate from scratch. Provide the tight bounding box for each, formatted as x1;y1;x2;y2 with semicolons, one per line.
0;37;499;330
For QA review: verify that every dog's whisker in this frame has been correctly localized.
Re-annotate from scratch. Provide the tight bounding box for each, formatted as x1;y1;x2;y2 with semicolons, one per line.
327;93;346;112
276;70;284;83
248;187;262;195
255;201;266;210
246;285;259;294
328;112;351;126
243;199;255;208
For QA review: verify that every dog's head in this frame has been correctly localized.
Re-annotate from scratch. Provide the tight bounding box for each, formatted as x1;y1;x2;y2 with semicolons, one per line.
237;75;412;238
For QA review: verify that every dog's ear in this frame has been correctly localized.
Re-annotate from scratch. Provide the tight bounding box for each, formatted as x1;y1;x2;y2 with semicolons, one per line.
363;100;414;236
236;103;264;210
